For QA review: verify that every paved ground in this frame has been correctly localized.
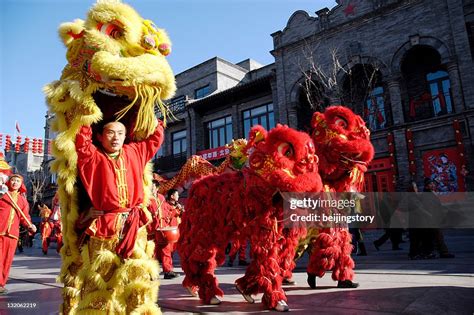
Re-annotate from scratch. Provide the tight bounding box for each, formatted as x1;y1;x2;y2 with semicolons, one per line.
0;229;473;314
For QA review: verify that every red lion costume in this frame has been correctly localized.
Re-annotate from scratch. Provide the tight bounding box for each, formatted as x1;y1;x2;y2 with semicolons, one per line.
178;124;322;311
306;105;374;288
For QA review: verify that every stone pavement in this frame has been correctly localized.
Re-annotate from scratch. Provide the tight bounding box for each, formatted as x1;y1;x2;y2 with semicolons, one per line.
0;229;473;314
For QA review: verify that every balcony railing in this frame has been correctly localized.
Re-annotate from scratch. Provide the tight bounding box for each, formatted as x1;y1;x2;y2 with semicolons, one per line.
155;96;188;118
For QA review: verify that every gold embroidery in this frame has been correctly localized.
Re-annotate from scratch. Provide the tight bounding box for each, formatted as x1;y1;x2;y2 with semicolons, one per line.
114;155;129;208
6;192;18;235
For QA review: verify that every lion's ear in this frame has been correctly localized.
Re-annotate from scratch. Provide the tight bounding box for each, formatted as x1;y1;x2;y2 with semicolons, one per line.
311;112;324;128
155;28;172;56
246;125;267;149
58;19;85;47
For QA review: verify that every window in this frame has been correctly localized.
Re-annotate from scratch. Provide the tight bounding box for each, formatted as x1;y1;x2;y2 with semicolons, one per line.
426;70;453;116
195;85;210;99
365;87;387;131
207;116;232;149
243;103;275;137
172;130;186;155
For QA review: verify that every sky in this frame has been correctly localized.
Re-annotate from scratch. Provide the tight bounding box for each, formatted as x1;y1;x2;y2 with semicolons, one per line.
0;0;337;141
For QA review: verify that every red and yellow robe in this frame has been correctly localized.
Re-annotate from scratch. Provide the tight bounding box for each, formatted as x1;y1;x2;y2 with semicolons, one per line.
0;191;31;287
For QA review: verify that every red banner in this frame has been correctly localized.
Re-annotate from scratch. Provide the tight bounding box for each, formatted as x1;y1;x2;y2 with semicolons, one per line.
197;146;230;161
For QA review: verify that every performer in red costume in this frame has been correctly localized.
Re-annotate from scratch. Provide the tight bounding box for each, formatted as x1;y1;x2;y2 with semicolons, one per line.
147;180;165;245
155;189;182;279
0;174;37;295
39;203;53;255
38;199;62;255
306;106;374;289
75;119;164;258
49;193;63;253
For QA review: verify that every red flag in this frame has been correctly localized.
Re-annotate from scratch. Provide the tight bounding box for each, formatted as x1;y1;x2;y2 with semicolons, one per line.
15;121;21;134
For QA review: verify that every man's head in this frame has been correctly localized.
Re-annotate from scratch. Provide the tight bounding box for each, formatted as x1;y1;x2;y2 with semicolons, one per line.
8;174;23;192
151;179;160;196
167;189;179;202
97;121;126;154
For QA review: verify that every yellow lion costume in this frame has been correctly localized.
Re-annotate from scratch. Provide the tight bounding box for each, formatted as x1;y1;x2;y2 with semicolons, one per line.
43;0;175;313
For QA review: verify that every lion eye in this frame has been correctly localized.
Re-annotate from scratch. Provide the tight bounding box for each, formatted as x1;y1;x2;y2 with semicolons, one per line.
277;143;294;157
97;22;124;39
334;117;348;129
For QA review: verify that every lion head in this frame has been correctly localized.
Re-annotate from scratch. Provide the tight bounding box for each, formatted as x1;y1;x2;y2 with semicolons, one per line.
47;0;176;139
246;124;322;193
311;106;374;191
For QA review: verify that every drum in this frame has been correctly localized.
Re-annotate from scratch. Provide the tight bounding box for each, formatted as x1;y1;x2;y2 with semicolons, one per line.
156;226;180;244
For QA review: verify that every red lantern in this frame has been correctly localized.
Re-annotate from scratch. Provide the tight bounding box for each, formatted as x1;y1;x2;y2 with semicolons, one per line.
24;137;30;153
5;135;11;151
47;139;52;155
15;136;22;153
32;138;37;154
38;138;43;154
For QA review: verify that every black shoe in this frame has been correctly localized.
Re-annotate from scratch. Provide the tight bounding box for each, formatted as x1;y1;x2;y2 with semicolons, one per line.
307;273;316;289
373;241;380;251
164;271;179;279
337;280;359;288
282;278;296;285
238;260;249;266
440;253;455;258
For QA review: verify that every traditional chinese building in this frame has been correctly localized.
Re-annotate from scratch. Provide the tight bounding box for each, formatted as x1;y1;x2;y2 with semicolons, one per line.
154;57;275;175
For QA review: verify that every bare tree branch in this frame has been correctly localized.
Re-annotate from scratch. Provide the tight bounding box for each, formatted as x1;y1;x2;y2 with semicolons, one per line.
28;167;47;205
296;42;381;113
